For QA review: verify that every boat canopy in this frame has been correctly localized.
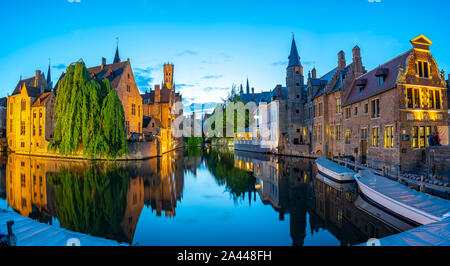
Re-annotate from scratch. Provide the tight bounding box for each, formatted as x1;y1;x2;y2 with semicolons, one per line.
357;171;450;219
316;157;355;174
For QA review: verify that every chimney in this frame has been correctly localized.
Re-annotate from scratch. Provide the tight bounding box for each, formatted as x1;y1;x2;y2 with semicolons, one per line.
101;57;106;69
276;85;282;99
312;68;317;79
352;45;363;76
338;51;346;70
34;70;40;88
155;84;161;103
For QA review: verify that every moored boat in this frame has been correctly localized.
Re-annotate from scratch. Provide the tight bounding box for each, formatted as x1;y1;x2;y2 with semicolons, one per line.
355;170;450;226
315;157;355;183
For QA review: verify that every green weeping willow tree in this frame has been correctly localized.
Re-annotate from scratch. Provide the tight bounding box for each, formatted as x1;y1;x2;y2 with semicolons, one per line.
48;61;128;159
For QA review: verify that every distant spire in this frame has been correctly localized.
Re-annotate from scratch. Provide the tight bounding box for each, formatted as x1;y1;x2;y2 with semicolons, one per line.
47;58;53;89
246;77;250;95
288;35;301;67
239;83;244;95
113;37;121;63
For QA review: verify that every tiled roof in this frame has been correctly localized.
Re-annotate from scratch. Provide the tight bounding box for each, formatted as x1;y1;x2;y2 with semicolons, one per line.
12;73;48;97
143;116;162;129
343;49;412;106
31;92;52;107
141;87;173;104
88;61;128;89
240;86;287;104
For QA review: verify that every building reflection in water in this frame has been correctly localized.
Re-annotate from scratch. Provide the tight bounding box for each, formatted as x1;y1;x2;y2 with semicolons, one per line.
1;148;407;246
234;150;401;246
3;151;186;244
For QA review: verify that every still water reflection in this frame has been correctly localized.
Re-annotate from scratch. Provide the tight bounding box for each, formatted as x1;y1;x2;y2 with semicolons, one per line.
0;148;407;246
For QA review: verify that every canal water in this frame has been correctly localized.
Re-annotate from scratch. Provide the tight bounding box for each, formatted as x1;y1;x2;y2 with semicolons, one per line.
0;147;408;246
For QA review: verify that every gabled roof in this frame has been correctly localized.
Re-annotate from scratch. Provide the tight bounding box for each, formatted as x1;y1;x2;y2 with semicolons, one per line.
143;116;162;129
31;92;53;107
311;63;353;99
12;73;48;97
343;49;413;106
88;61;128;89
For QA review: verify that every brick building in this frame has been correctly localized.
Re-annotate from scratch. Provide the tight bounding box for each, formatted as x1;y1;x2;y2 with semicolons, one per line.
88;46;143;138
341;35;448;172
304;46;366;157
141;63;183;153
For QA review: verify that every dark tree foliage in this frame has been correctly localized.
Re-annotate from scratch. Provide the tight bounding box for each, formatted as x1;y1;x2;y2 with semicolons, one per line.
49;61;128;159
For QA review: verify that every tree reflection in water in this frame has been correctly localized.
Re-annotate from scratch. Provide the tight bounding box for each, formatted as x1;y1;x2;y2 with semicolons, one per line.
48;166;130;243
204;149;256;203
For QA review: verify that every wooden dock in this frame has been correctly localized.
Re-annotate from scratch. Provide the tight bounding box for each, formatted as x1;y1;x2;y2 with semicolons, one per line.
0;209;126;246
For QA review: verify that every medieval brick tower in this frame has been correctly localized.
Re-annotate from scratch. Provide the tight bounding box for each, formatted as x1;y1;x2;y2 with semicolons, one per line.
164;63;174;90
286;36;305;144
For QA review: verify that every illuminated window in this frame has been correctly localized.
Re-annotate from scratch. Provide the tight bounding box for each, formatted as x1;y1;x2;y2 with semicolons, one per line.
371;127;379;147
21;100;26;111
412;126;426;148
336;98;342;114
384;126;394;148
345;130;351;144
336;125;342;140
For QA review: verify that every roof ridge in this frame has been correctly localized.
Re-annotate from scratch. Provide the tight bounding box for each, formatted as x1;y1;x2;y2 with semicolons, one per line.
356;49;412;80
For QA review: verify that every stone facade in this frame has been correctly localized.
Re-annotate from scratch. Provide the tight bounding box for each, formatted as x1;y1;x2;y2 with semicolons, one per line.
6;70;52;154
141;64;183;154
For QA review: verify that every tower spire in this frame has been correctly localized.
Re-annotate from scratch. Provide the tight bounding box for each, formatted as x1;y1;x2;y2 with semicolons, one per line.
113;37;121;63
288;35;301;67
246;77;250;95
47;58;53;89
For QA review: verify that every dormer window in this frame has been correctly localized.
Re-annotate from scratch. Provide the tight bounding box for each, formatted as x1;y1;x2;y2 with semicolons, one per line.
416;61;429;78
375;68;388;87
356;79;367;92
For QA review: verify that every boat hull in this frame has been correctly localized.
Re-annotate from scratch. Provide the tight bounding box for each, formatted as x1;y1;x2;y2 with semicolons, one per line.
355;175;442;226
316;163;355;183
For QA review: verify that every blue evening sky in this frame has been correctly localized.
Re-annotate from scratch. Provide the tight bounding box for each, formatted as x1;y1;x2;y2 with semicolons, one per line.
1;0;449;110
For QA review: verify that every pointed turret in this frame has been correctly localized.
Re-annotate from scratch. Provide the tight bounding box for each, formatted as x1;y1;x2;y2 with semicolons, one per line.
47;59;53;89
246;78;250;95
113;40;121;63
288;36;301;67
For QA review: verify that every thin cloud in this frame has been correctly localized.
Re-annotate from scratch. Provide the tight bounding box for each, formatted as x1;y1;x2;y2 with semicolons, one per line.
202;87;228;92
176;50;198;56
202;75;223;80
272;61;288;66
53;64;67;70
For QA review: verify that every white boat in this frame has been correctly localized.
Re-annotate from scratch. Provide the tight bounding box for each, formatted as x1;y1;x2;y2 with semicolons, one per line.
315;157;355;183
355;170;450;226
